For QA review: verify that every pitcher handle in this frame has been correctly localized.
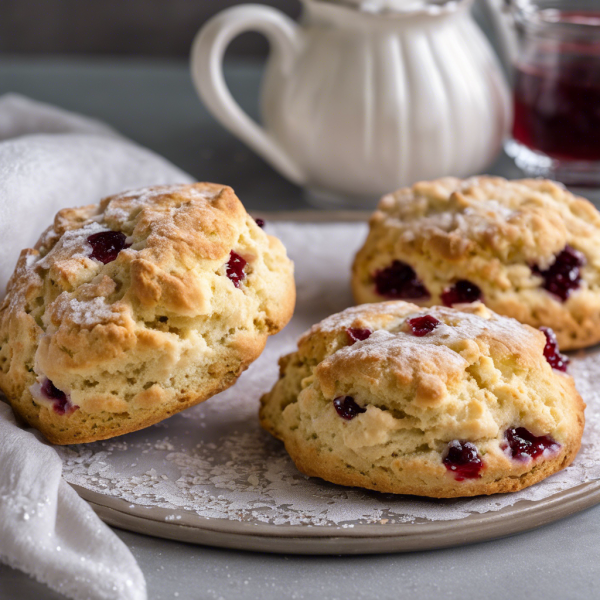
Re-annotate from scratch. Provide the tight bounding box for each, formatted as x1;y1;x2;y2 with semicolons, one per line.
191;5;305;185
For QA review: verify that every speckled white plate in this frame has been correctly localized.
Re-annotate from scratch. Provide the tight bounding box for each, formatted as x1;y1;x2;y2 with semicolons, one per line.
57;217;600;555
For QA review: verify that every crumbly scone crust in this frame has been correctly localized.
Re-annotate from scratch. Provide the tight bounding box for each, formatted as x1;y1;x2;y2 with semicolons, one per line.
0;183;295;444
352;177;600;350
260;302;585;498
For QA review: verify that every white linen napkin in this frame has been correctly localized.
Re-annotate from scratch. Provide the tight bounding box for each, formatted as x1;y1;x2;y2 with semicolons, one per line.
0;404;146;600
0;94;195;600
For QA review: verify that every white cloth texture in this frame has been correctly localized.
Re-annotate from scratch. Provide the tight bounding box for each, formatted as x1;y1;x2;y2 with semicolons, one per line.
0;404;146;600
0;94;194;600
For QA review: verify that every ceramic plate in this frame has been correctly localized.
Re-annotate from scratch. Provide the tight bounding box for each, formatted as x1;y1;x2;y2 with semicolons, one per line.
57;217;600;555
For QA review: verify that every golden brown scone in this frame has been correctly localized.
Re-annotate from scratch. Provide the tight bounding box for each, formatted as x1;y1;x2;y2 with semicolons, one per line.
0;183;295;444
260;302;584;498
352;176;600;350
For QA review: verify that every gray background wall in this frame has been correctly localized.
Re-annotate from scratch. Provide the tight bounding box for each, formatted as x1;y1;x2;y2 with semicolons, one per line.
0;1;501;61
0;0;301;57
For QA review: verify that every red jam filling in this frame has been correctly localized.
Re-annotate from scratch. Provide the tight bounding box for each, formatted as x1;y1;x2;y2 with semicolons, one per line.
373;261;430;300
87;231;130;264
407;315;441;337
41;379;78;416
346;327;372;345
333;396;366;420
503;427;560;461
226;251;247;288
443;440;483;480
540;327;569;372
531;245;585;302
532;245;585;302
441;280;482;307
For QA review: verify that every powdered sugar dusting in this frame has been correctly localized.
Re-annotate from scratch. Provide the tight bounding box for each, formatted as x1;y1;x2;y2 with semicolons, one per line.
56;223;600;528
315;302;405;333
315;303;534;354
63;297;117;327
104;184;217;223
37;222;104;268
337;327;470;372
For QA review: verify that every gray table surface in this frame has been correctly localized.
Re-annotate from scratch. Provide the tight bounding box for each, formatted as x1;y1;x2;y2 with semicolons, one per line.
0;57;598;600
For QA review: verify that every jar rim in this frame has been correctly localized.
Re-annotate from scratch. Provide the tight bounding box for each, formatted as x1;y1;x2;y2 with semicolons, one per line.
514;1;600;38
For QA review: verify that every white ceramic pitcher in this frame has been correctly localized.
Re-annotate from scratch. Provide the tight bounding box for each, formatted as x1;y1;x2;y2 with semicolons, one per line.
191;0;511;206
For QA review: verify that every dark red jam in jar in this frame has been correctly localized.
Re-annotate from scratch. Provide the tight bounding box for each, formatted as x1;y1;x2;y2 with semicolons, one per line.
513;12;600;164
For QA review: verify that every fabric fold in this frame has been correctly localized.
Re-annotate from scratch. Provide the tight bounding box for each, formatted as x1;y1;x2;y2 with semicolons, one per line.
0;404;147;600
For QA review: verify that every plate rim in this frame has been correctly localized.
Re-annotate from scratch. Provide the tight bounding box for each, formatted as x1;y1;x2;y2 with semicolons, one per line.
72;480;600;554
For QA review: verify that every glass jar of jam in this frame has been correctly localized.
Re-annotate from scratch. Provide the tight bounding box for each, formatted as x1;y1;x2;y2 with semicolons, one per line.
505;1;600;186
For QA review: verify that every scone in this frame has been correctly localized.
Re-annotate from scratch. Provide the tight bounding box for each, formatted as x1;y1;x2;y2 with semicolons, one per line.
260;302;584;498
352;176;600;350
0;183;295;444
